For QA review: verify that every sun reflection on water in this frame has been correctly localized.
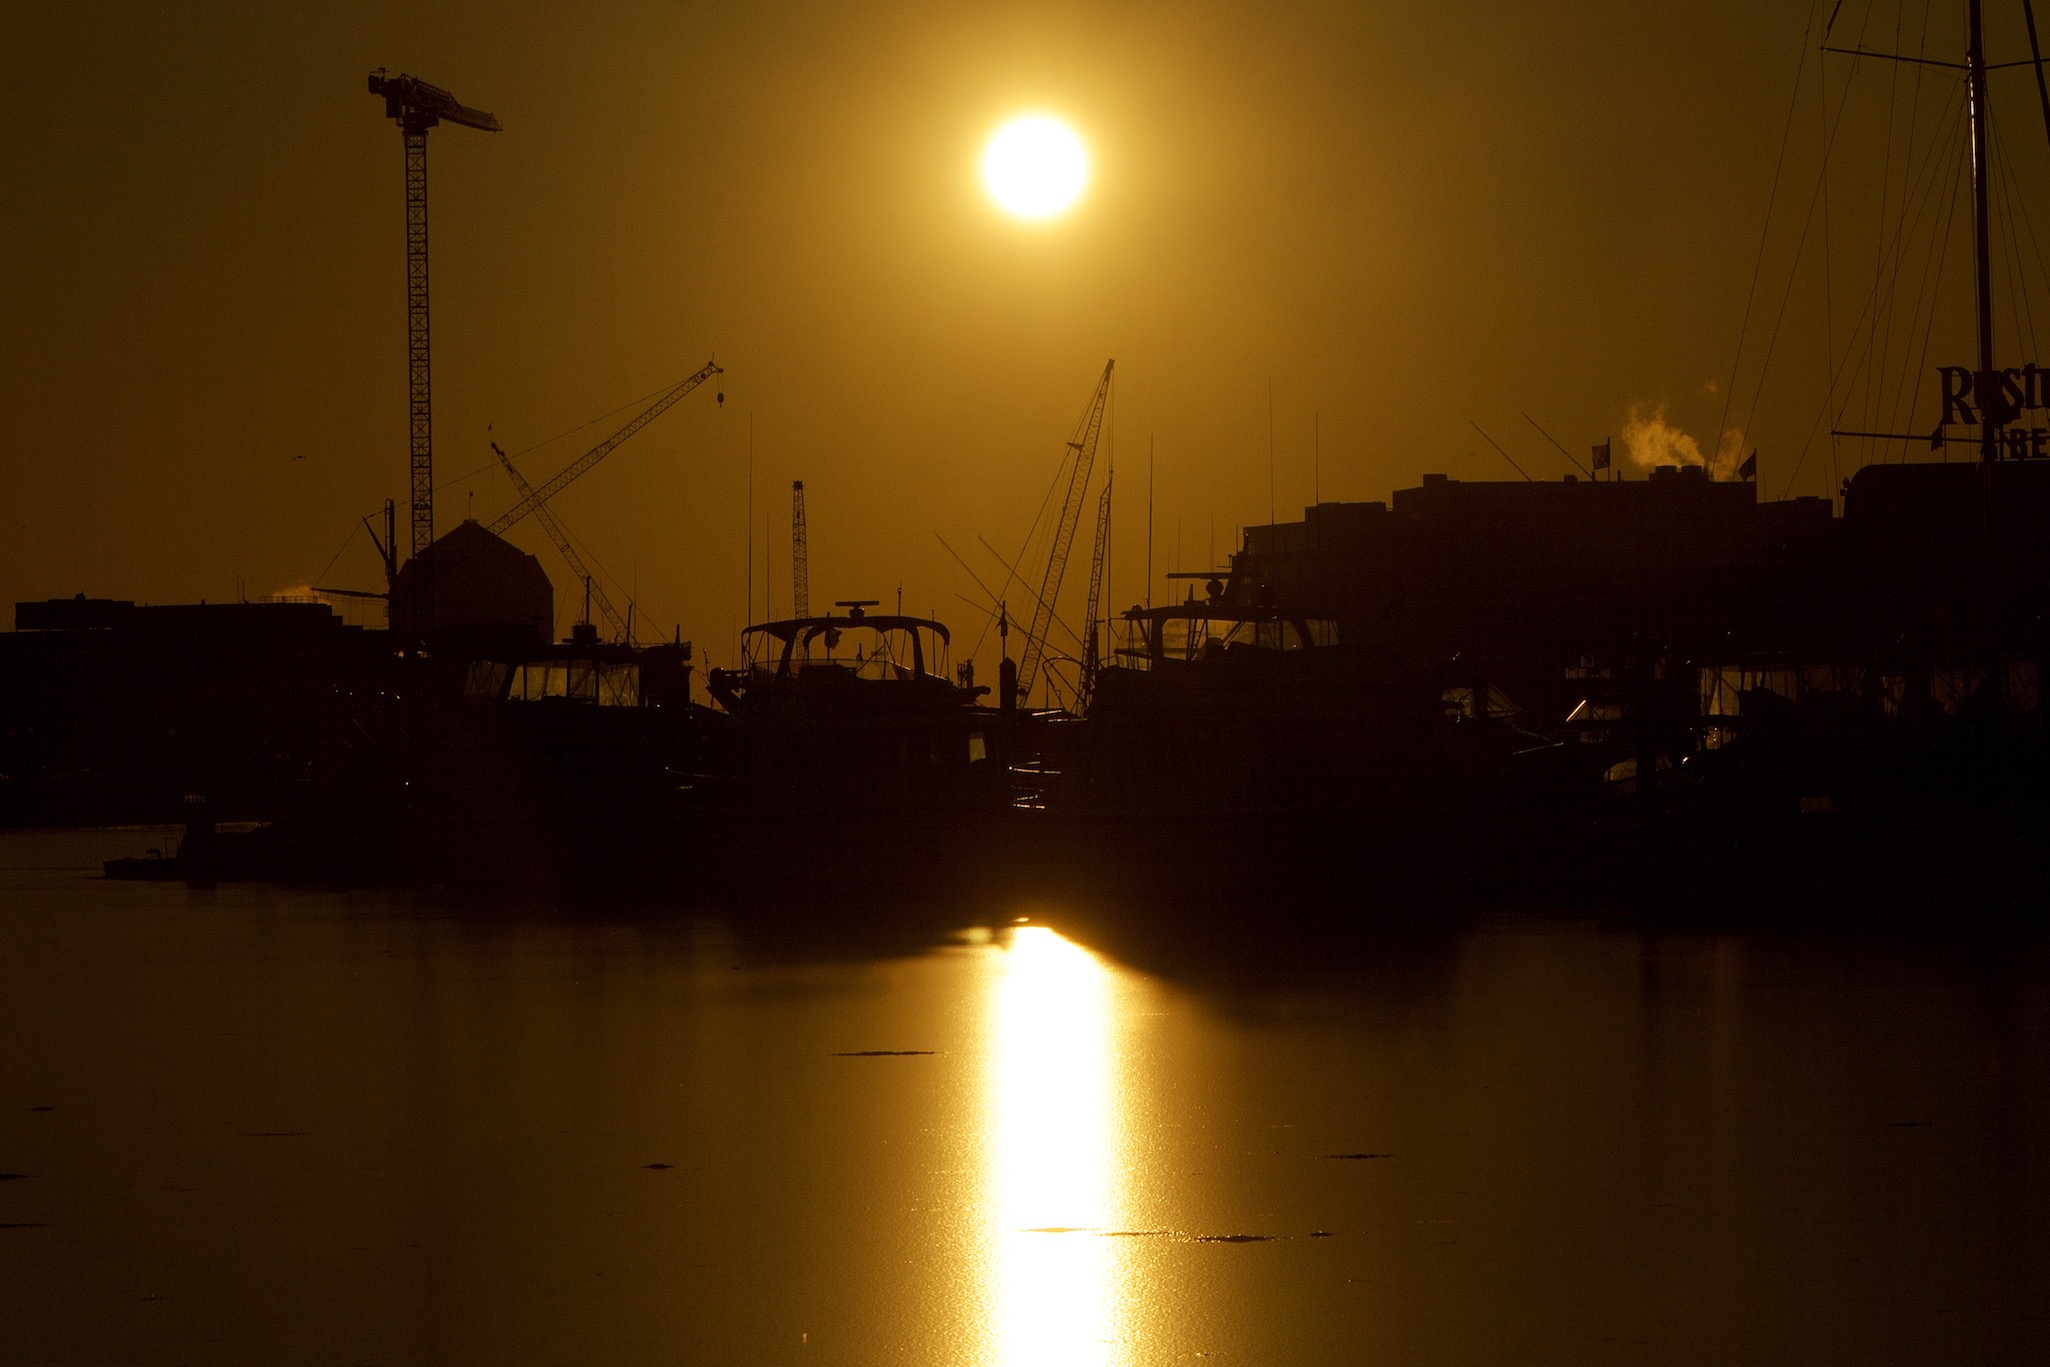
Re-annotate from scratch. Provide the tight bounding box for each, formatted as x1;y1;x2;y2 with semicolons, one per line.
986;925;1123;1366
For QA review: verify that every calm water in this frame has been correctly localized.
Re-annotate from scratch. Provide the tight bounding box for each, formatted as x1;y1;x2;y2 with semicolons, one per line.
0;829;2044;1365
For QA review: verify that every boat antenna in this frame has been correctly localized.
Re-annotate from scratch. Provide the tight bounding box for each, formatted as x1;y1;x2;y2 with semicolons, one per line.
746;413;753;628
1146;436;1155;610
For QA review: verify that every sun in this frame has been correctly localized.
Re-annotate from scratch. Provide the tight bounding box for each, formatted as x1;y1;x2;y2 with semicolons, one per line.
982;115;1089;220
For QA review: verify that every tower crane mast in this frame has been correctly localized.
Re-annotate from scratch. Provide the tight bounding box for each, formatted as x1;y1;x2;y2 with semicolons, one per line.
791;481;811;619
366;71;500;562
1017;359;1114;705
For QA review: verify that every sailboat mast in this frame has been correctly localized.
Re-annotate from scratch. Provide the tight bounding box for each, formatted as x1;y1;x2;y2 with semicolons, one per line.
1968;0;1999;462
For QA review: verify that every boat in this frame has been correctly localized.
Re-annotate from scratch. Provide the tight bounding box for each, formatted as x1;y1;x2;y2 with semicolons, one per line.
702;601;1006;815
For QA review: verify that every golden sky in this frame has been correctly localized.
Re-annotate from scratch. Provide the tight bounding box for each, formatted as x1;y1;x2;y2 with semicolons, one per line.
3;1;2040;673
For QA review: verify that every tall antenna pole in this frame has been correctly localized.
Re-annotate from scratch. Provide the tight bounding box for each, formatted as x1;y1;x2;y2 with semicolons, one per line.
1146;436;1155;610
1968;0;2000;463
1266;379;1275;525
745;415;754;629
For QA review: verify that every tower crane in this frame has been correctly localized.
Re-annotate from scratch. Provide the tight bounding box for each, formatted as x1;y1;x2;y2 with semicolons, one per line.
1017;359;1114;706
488;361;722;535
791;480;811;619
490;443;634;643
366;71;500;562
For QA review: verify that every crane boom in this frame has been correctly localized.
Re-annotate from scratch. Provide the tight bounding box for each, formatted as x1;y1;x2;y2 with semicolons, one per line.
491;443;632;643
791;480;811;618
487;360;722;536
1080;470;1113;703
1017;359;1113;705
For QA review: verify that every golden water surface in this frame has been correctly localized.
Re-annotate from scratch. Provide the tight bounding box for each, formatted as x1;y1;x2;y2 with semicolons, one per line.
0;829;2044;1365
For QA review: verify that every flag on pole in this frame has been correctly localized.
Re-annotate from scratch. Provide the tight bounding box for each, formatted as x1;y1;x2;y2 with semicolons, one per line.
1737;450;1757;481
1591;440;1611;473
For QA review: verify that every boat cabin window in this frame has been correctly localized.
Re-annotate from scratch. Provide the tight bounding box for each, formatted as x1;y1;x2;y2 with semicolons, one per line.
504;659;641;706
746;619;950;682
1130;615;1339;662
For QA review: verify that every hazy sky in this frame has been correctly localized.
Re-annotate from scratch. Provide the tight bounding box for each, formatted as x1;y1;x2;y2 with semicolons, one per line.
5;1;2044;674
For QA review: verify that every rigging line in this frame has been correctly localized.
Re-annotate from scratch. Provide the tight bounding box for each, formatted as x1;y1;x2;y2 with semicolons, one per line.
1860;0;1905;441
992;408;1089;656
1812;0;1882;485
2026;0;2050;156
1831;81;1966;433
490;447;642;612
1468;420;1534;481
977;533;1086;650
1887;122;1969;463
1521;413;1591;476
1719;0;1823;455
1995;108;2045;361
951;591;999;629
1862;86;1969;434
939;533;1011;660
1821;13;1839;501
1738;22;1874;466
965;471;1062;666
508;380;685;462
433;380;686;495
1789;96;1969;489
1989;112;2040;361
1795;0;1886;449
1821;45;1962;68
1865;0;1939;439
1995;103;2050;339
306;520;363;596
1859;102;1959;463
1841;0;1913;460
549;508;637;617
1842;82;1962;459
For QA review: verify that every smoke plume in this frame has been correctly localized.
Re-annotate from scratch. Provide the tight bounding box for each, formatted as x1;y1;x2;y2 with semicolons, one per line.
1620;402;1744;479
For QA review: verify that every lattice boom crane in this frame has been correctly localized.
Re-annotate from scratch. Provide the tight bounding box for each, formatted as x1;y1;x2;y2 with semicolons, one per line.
791;480;811;619
1080;470;1113;703
487;360;723;536
1017;359;1114;705
490;443;633;644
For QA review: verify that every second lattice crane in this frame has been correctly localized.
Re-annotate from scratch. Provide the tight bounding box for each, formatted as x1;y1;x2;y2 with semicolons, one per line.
791;481;811;619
